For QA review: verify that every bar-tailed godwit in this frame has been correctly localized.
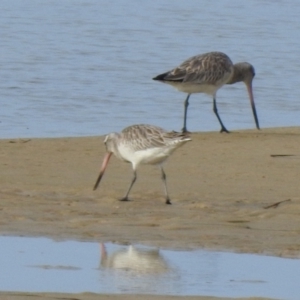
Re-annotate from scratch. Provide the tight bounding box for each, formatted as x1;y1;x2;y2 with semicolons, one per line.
93;124;191;204
153;51;259;133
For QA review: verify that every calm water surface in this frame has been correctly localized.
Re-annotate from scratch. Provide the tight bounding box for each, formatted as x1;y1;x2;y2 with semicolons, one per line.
1;0;300;138
0;237;299;299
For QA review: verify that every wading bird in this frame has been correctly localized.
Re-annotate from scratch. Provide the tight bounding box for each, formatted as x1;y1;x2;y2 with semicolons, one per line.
93;124;191;204
153;51;259;133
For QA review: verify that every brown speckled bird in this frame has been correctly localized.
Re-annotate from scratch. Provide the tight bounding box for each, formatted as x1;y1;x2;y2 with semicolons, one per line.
153;51;259;133
93;124;191;204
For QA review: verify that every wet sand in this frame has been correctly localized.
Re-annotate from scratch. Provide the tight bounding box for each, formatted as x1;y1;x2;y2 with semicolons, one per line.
0;292;275;300
0;127;299;300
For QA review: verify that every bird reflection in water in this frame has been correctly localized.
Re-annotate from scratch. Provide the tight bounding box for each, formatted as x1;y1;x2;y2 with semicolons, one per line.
99;243;169;274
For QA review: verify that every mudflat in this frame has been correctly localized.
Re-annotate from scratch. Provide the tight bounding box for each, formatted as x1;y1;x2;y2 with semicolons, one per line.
0;127;299;300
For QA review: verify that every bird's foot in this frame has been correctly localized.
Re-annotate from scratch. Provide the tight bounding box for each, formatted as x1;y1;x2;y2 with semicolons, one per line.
165;198;172;205
119;197;130;202
220;127;230;133
181;127;191;134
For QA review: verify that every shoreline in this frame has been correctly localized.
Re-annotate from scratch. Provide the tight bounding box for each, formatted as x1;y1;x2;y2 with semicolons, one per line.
0;292;276;300
1;124;298;140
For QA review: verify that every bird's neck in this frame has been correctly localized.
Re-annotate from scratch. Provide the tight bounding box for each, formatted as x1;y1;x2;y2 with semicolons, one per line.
227;64;244;84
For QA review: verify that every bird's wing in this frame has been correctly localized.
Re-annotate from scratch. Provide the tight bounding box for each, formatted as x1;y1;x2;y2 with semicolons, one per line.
121;125;167;151
163;52;233;85
121;125;191;151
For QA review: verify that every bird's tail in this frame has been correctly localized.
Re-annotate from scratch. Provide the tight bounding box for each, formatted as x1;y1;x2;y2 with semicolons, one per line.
167;130;192;144
152;72;169;81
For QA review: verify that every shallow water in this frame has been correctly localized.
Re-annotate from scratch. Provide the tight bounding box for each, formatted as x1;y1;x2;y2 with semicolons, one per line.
0;237;299;299
1;0;300;138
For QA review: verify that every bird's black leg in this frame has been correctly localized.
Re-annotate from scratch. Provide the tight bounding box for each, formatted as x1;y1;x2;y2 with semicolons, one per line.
161;166;171;205
182;94;191;133
120;170;137;201
213;97;229;133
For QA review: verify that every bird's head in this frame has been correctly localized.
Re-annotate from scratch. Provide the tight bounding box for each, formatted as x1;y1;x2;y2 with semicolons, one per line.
104;133;118;153
228;62;255;85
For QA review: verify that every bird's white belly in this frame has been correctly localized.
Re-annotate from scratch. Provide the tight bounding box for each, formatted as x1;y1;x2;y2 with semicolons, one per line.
135;147;169;165
117;145;170;166
165;81;221;95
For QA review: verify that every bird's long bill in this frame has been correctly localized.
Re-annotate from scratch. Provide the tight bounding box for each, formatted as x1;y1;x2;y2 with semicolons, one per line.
246;82;260;130
93;152;112;191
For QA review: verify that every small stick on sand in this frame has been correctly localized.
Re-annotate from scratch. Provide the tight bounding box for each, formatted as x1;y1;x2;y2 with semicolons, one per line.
264;199;291;209
270;154;295;157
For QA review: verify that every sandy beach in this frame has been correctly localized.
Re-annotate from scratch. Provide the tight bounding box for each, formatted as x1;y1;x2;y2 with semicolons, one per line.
0;127;299;300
